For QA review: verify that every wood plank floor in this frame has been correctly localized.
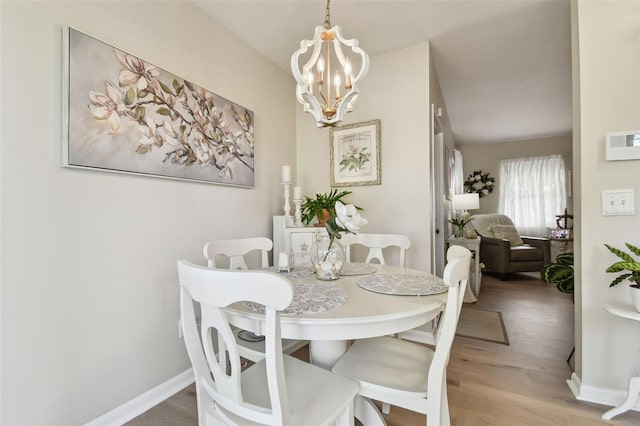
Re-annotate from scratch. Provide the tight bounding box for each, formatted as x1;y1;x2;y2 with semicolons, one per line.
126;272;640;425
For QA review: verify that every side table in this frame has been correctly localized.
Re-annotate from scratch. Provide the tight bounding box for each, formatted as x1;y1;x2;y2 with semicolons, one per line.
602;302;640;420
447;236;481;301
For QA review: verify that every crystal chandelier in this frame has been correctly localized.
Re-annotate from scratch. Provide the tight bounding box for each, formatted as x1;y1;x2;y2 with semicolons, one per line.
291;0;369;127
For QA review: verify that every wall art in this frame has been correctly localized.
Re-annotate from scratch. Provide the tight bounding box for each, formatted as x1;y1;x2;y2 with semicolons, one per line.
329;119;381;187
62;27;254;187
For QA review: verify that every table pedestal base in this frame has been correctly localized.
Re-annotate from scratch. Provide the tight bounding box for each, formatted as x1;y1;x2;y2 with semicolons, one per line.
309;340;348;370
602;375;640;420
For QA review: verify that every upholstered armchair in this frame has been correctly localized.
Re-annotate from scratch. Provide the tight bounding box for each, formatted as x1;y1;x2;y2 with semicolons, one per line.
470;213;551;279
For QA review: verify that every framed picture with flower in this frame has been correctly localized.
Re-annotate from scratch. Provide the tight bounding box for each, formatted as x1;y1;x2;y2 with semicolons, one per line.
62;27;255;187
329;119;381;187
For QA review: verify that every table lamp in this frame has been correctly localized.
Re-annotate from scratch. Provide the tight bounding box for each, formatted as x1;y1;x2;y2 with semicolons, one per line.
452;193;480;212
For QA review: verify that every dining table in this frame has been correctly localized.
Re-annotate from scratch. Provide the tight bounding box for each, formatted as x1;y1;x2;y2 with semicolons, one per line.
225;262;448;425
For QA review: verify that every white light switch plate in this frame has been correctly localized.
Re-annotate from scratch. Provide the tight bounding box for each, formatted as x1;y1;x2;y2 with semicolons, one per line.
602;189;636;216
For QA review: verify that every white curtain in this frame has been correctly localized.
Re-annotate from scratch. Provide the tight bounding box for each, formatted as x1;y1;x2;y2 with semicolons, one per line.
498;154;567;237
450;149;464;196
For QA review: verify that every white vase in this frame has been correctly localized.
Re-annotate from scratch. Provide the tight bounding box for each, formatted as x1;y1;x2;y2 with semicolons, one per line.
629;286;640;313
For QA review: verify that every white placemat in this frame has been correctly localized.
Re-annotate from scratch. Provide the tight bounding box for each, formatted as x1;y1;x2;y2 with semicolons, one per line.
262;266;315;279
243;283;347;315
357;273;447;296
340;262;377;276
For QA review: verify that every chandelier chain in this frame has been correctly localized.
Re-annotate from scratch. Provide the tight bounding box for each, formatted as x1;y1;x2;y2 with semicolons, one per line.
324;0;331;28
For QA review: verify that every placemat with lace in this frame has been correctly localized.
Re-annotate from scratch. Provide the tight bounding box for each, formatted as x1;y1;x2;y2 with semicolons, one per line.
262;266;315;278
357;273;447;296
340;262;377;276
243;283;347;315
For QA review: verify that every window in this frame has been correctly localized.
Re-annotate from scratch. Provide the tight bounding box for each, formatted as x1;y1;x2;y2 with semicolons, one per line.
498;154;567;237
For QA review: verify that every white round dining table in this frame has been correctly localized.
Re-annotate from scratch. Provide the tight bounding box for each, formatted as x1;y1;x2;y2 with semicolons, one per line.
225;263;447;424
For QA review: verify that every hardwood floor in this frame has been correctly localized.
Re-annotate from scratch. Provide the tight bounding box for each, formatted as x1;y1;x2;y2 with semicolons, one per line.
127;272;640;425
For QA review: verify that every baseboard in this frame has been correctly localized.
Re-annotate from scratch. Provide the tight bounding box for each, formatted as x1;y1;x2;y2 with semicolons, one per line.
85;368;194;426
567;372;640;413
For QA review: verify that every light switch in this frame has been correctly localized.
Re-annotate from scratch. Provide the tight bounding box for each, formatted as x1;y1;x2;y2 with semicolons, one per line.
602;189;636;216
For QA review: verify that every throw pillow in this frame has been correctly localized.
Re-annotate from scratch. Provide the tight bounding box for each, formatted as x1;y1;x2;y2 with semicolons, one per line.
491;224;524;246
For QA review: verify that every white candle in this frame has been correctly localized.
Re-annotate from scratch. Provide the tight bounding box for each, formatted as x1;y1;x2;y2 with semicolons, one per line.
282;165;291;182
278;251;289;271
293;186;302;200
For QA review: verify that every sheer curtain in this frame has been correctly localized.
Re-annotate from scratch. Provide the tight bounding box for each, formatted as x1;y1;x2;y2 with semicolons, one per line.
450;149;464;196
498;154;567;237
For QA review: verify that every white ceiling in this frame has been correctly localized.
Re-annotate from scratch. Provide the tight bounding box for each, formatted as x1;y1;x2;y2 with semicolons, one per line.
194;0;572;144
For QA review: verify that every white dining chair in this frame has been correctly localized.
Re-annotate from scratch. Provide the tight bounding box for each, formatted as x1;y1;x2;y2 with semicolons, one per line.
203;237;308;362
340;233;411;266
178;260;359;426
400;245;471;345
331;246;471;426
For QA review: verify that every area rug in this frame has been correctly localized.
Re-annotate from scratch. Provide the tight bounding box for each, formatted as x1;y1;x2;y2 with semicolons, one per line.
456;308;509;345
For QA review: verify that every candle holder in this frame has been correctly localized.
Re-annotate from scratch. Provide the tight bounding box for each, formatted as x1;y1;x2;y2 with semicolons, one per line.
282;181;294;227
293;199;304;227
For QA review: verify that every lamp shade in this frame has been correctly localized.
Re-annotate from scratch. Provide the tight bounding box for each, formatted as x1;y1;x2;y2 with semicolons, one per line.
452;193;480;210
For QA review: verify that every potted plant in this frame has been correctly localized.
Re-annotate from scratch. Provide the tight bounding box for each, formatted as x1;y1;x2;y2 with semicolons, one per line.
541;252;574;295
300;189;360;226
604;243;640;312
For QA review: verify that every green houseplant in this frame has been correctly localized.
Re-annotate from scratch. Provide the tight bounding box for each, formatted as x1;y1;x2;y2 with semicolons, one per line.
604;243;640;312
604;243;640;287
541;252;574;294
300;189;360;226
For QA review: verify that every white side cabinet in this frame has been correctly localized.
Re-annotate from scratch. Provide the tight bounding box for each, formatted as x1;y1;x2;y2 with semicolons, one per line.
273;216;326;267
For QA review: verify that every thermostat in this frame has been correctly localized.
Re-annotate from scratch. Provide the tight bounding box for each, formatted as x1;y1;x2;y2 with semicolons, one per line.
606;130;640;161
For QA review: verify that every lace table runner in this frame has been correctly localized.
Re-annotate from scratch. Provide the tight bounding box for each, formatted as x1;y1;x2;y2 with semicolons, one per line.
262;266;315;279
357;273;447;296
243;283;347;315
340;262;377;276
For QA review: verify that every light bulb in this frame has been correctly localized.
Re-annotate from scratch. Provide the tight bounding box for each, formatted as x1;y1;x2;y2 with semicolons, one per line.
344;59;352;75
317;56;325;73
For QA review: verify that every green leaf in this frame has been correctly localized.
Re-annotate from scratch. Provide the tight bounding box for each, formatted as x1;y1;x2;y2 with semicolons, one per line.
605;244;634;262
556;252;574;266
125;88;136;105
172;79;182;91
156;107;171;116
606;261;640;273
159;81;174;95
557;280;574;293
610;273;632;287
135;144;151;154
134;106;146;121
541;263;573;284
625;243;640;257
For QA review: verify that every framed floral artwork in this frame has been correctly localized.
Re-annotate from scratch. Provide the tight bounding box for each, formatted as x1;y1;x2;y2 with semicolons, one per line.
329;119;381;187
62;27;254;187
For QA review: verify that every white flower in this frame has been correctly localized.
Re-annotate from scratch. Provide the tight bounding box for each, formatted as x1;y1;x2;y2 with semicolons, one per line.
334;201;368;233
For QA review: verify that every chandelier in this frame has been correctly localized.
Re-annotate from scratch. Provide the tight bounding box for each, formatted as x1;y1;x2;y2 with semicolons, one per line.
291;0;369;127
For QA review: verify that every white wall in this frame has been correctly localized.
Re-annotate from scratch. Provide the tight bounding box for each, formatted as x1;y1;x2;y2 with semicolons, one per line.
573;0;640;400
295;42;433;271
0;1;296;424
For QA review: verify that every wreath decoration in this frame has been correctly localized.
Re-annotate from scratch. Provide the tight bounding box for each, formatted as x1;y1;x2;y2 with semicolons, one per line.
464;170;495;198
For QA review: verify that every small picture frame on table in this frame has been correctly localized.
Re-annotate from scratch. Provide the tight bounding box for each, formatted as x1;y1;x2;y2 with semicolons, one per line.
329;119;381;187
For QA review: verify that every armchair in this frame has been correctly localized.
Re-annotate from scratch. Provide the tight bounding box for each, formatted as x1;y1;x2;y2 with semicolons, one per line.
470;213;550;279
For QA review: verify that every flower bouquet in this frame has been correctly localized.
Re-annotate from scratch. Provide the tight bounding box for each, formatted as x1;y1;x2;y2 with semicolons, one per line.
311;201;367;280
448;212;473;239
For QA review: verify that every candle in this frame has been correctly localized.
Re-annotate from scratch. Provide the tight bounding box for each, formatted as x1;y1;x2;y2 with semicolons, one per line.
278;250;289;272
282;165;291;182
293;186;302;200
